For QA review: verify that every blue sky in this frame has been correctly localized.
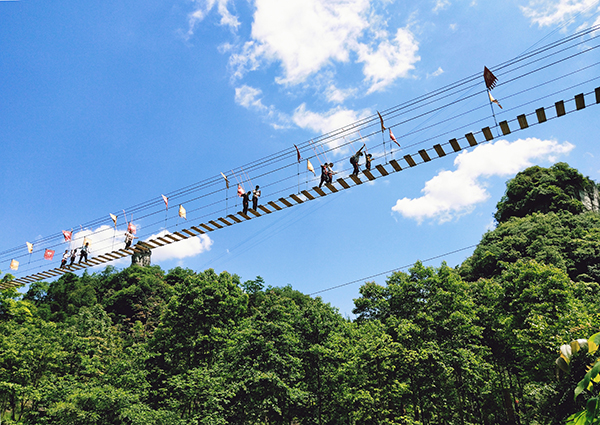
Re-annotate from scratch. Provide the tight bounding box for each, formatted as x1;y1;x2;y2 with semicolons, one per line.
1;0;600;316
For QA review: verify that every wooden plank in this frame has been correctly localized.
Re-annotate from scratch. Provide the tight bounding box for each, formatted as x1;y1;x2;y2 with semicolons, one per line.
449;138;461;152
312;186;327;196
249;209;261;217
191;226;206;234
200;223;214;232
517;114;528;129
389;159;402;171
325;183;338;193
536;107;546;123
97;255;113;262
217;217;232;226
362;169;376;181
349;174;362;185
279;197;293;207
182;228;198;237
375;164;389;176
238;212;251;220
418;149;431;162
404;155;417;167
258;205;272;214
482;127;493;141
595;87;600;104
337;178;351;189
290;194;304;204
164;234;180;242
146;239;164;247
465;132;477;146
172;232;188;240
575;93;585;110
301;190;315;200
499;120;510;135
434;144;445;157
555;100;566;117
157;237;172;245
268;201;283;211
226;215;242;223
208;220;223;229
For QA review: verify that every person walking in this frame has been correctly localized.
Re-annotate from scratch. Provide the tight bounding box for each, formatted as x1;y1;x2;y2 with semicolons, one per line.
252;185;261;210
350;144;365;176
79;242;90;264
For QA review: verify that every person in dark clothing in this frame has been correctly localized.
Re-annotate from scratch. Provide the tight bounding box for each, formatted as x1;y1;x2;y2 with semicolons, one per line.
69;249;77;267
319;163;329;188
350;144;365;176
327;163;334;183
365;153;372;171
79;242;90;264
252;185;261;210
242;191;250;215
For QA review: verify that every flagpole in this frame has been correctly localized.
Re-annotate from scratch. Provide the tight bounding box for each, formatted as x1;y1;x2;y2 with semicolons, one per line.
297;162;300;194
112;227;115;251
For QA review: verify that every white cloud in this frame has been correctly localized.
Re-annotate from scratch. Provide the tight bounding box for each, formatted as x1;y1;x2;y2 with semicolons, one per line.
235;85;268;111
66;226;213;268
433;0;450;13
292;104;371;153
520;0;599;27
145;230;213;262
326;84;357;104
392;138;574;223
358;27;421;94
225;0;420;93
427;67;444;78
188;0;240;37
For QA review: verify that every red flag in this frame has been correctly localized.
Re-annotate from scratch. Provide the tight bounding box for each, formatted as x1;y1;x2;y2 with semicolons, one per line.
237;184;244;197
62;230;72;242
162;194;168;210
127;222;137;235
294;144;301;163
483;66;498;90
389;129;401;147
377;111;385;132
44;249;55;260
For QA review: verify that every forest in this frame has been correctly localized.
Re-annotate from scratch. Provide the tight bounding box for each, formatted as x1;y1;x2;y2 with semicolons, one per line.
2;162;600;425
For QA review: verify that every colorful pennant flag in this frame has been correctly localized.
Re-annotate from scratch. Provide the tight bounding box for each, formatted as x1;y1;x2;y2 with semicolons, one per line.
389;129;401;147
110;213;117;228
179;205;187;220
26;242;33;254
488;91;503;109
307;159;315;176
127;222;137;235
62;230;72;242
483;66;498;90
237;184;244;197
220;172;229;189
377;111;386;132
10;259;18;271
162;194;169;210
83;237;92;247
44;249;55;260
294;144;301;163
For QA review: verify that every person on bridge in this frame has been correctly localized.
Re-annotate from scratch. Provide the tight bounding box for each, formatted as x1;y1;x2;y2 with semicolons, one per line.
252;185;261;210
319;163;329;188
69;249;77;267
242;191;251;215
350;144;365;176
124;231;137;249
365;153;372;171
60;250;69;268
79;242;90;264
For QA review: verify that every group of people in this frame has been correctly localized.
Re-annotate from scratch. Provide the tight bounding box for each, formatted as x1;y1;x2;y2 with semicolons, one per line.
242;185;261;215
60;242;90;268
349;144;372;176
319;163;336;188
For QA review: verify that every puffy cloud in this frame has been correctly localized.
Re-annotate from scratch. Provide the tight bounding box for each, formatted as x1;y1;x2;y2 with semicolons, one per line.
427;67;444;78
235;85;268;111
392;138;574;223
520;0;599;27
67;226;213;268
188;0;240;36
145;230;213;262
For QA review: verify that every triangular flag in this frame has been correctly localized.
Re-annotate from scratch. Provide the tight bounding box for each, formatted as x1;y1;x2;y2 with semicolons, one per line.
10;259;18;271
377;111;385;132
294;144;301;163
220;172;229;189
127;222;137;235
488;91;503;109
179;205;187;220
307;159;315;176
237;184;244;197
162;194;169;210
62;230;72;242
83;237;92;247
44;249;55;260
26;242;33;254
389;129;401;147
483;66;498;90
110;213;117;228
